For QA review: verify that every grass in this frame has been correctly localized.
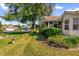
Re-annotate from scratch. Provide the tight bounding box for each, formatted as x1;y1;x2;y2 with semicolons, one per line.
0;33;79;55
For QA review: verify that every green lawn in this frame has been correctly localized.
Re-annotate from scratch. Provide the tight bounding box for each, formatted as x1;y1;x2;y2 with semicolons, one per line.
0;33;79;56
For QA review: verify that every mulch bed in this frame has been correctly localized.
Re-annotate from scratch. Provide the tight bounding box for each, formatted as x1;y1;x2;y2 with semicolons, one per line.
42;40;69;49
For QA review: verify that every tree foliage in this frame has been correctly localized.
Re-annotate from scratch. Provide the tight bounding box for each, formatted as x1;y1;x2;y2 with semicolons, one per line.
2;3;55;30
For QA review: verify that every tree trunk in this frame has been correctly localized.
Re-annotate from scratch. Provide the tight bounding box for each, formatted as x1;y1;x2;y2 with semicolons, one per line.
32;21;36;31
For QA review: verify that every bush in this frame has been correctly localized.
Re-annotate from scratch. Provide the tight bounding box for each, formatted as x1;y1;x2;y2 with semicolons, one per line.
48;35;79;48
37;35;46;41
48;35;68;48
74;37;79;44
48;35;65;43
39;28;62;38
51;28;62;35
64;37;79;48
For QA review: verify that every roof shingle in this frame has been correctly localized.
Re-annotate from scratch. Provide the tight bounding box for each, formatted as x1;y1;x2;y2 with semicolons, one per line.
44;16;60;22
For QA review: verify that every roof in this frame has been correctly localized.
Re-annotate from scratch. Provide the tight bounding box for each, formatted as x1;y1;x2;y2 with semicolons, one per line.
43;16;60;22
64;11;79;15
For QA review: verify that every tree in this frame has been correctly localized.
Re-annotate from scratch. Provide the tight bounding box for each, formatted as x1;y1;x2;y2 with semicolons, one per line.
1;3;55;31
0;21;2;33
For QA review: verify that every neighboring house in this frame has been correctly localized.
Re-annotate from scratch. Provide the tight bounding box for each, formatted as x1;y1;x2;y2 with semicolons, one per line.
3;25;19;32
5;26;15;32
43;11;79;36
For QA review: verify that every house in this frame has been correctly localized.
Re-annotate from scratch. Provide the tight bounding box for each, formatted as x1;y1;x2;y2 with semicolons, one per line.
3;25;20;32
43;16;62;29
43;11;79;36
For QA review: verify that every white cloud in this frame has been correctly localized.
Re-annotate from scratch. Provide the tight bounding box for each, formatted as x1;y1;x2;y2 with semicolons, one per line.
66;8;79;11
55;5;64;10
66;9;75;11
74;8;79;11
0;3;9;10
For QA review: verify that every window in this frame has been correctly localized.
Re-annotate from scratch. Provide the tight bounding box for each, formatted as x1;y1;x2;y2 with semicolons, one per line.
64;20;69;30
49;22;53;24
53;21;57;28
73;18;79;30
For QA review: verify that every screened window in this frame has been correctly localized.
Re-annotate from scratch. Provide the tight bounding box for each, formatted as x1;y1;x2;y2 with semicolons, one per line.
73;18;79;30
64;20;69;30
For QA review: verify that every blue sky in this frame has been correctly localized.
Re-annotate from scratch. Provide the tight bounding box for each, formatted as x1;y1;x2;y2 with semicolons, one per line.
0;4;20;25
1;3;79;25
53;3;79;16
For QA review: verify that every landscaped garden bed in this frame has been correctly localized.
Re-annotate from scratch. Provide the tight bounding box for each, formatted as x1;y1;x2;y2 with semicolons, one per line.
38;27;79;49
47;35;79;49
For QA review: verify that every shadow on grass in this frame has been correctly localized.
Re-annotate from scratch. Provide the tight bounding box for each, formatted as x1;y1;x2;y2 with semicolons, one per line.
36;35;46;41
3;31;30;35
2;31;46;41
29;31;46;41
29;31;39;36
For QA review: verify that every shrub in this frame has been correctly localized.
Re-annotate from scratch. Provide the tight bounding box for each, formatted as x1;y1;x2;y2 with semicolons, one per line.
48;35;64;43
30;31;38;36
39;28;62;38
48;35;79;48
39;23;47;31
64;37;77;48
48;35;68;48
51;28;62;35
74;37;79;44
37;35;46;41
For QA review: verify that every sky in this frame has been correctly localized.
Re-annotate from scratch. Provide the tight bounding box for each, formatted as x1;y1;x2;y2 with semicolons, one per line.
1;3;79;25
53;3;79;16
0;4;19;25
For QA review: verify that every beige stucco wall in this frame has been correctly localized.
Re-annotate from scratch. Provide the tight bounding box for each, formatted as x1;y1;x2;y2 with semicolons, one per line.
69;15;79;36
63;14;79;36
62;14;70;35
